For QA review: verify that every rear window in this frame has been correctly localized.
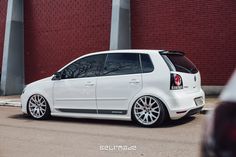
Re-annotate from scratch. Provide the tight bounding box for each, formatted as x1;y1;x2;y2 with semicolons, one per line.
161;52;198;74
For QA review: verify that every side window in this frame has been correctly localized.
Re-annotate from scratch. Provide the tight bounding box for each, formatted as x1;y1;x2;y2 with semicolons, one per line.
103;53;141;76
61;54;106;79
141;54;154;73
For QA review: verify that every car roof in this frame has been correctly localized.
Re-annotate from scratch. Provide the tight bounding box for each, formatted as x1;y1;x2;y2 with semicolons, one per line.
58;50;162;72
83;49;163;57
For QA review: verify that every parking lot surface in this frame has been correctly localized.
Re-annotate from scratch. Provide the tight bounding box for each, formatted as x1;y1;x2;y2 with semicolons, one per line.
0;104;216;157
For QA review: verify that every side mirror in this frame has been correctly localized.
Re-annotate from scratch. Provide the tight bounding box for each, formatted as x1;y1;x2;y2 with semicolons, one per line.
52;72;62;80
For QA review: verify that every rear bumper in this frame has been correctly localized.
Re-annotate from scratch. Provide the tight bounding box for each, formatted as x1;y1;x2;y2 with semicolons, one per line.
165;89;205;120
184;106;203;117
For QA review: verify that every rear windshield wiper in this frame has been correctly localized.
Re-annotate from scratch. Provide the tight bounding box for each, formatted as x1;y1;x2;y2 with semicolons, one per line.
175;64;192;73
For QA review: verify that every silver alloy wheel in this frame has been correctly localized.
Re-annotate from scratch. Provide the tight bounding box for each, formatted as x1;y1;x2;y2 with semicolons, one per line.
134;96;161;125
28;94;47;119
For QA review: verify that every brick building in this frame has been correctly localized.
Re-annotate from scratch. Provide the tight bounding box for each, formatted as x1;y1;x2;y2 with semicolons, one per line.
0;0;235;95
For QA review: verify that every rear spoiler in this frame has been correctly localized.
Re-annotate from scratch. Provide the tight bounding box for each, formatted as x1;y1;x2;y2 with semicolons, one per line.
159;50;185;56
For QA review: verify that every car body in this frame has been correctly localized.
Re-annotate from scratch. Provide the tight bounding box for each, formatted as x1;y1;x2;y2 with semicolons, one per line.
21;50;205;127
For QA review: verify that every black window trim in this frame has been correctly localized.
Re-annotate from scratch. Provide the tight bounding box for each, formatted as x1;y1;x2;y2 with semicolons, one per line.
140;53;155;73
139;54;143;73
100;53;108;76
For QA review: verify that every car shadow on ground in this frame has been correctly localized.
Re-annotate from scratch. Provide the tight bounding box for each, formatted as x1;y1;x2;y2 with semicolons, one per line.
161;116;196;128
9;113;197;128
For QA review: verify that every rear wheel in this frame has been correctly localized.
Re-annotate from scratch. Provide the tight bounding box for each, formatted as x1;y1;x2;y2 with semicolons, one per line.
132;96;166;127
27;94;51;119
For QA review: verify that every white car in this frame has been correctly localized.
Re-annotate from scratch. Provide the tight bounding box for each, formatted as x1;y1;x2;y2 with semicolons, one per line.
21;50;205;127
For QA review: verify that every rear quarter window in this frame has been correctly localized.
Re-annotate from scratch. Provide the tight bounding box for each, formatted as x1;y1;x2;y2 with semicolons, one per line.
141;54;154;73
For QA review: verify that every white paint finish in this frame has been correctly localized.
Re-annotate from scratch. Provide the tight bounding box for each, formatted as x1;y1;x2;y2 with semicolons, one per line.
21;49;205;122
176;71;201;93
21;77;54;114
53;77;97;110
167;89;205;119
96;74;142;110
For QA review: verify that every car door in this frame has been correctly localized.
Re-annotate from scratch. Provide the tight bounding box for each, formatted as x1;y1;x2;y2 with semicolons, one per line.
53;54;106;114
96;53;142;115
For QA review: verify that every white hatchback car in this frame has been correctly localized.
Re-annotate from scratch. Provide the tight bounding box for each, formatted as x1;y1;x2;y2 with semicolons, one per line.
21;50;205;127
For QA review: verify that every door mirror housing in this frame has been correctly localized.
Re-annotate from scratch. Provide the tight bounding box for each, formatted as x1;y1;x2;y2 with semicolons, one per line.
52;72;62;80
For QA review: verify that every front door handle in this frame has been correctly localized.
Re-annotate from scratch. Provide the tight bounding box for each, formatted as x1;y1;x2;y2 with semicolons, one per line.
85;81;95;87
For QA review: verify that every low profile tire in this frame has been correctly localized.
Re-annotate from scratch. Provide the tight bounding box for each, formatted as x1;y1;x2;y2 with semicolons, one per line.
27;94;51;120
132;96;166;127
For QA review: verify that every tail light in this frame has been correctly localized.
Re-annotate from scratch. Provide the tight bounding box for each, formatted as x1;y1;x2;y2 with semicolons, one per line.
170;74;183;90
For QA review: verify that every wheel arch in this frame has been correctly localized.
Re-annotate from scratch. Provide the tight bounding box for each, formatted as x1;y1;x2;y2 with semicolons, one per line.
25;90;54;114
128;90;171;119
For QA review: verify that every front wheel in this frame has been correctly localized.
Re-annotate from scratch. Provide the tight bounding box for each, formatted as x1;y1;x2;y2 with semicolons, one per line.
27;94;51;120
132;96;166;127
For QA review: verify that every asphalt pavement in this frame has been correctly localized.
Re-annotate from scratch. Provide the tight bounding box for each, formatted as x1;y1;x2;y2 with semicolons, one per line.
0;96;219;157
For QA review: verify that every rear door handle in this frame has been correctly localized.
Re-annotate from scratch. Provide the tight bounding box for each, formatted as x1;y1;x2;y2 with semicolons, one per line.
129;79;140;84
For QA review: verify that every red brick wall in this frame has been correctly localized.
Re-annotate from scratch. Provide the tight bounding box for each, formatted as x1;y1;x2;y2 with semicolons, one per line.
131;0;236;85
0;0;7;69
24;0;111;83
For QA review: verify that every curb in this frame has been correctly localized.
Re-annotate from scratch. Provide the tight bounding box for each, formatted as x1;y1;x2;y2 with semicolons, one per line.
0;100;21;107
